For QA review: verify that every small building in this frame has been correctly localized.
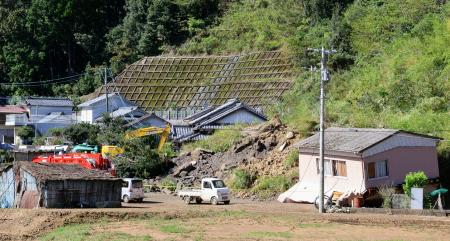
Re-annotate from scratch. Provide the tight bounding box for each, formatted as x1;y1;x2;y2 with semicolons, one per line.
0;105;28;144
278;128;441;203
171;99;267;143
4;97;74;139
26;97;73;116
77;93;140;123
0;162;121;208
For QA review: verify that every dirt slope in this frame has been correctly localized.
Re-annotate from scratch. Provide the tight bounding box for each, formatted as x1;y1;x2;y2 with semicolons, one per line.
164;119;301;197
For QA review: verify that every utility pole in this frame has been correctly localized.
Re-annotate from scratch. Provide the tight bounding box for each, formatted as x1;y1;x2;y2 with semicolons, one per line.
308;46;336;213
104;67;109;113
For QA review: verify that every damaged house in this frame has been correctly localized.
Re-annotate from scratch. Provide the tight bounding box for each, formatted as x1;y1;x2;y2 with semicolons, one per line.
171;98;267;143
278;128;441;204
0;162;121;208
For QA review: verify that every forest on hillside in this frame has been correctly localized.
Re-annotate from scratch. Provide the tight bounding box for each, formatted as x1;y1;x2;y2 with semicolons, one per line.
0;0;449;145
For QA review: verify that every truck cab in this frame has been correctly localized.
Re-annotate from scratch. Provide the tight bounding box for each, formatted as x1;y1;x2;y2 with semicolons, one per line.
178;178;230;205
121;178;144;203
201;178;230;204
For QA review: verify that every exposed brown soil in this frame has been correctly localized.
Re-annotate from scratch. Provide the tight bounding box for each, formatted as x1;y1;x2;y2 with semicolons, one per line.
163;119;301;199
1;194;450;240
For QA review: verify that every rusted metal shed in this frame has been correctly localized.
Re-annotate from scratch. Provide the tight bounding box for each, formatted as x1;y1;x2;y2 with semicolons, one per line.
1;162;122;208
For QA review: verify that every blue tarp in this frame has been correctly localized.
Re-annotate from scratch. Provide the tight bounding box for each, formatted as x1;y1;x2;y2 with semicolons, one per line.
0;143;14;150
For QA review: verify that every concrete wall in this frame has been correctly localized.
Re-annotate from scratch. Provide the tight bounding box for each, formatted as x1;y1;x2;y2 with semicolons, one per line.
298;153;366;194
364;146;439;188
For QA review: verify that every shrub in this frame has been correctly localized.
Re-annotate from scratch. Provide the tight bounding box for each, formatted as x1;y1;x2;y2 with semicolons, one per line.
230;169;255;189
403;171;428;197
114;138;165;179
161;178;177;192
181;126;243;153
252;175;292;194
283;150;299;168
378;183;396;208
32;137;46;145
17;126;34;144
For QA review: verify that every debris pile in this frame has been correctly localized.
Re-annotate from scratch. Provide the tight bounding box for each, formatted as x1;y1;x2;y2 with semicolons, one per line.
165;119;301;192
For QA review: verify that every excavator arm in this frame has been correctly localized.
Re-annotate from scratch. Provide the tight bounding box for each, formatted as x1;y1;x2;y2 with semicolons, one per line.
125;124;171;151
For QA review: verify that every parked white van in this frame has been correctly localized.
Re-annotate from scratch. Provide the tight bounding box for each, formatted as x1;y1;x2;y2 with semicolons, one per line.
121;178;144;203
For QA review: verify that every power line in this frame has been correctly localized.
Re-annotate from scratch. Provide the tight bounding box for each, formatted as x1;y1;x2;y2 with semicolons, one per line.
1;73;88;87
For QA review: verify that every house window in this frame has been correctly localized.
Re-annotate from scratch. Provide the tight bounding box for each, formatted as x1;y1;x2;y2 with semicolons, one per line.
316;159;345;176
368;160;388;179
332;160;347;177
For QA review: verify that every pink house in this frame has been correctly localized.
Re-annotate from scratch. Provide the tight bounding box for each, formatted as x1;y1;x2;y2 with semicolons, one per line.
278;128;441;203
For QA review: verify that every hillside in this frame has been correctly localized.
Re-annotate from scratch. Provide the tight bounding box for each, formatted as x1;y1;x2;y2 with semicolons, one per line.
180;0;450;137
0;1;448;159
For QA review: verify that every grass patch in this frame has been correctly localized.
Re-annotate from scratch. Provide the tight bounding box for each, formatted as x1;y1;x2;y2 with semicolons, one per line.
39;223;153;241
247;231;292;239
159;224;190;234
160;177;177;192
252;175;293;198
181;126;243;153
230;169;255;190
284;150;299;168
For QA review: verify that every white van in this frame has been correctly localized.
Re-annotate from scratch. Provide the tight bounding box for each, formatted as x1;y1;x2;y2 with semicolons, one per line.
121;178;144;203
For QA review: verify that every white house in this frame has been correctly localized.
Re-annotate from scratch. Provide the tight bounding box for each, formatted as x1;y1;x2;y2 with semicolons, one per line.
77;93;139;123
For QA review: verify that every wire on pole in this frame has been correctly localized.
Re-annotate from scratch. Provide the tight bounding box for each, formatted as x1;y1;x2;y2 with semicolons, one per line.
308;46;336;214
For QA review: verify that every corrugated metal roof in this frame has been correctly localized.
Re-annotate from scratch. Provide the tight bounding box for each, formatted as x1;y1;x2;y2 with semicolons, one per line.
296;128;399;153
78;93;136;108
17;162;117;181
26;97;73;107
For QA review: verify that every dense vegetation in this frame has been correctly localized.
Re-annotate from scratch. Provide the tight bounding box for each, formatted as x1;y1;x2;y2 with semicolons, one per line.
1;0;449;178
0;0;223;97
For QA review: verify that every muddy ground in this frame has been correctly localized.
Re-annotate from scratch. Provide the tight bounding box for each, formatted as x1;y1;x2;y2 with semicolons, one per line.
1;194;450;240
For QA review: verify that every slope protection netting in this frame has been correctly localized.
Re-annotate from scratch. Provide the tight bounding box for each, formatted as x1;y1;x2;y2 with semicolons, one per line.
88;51;297;111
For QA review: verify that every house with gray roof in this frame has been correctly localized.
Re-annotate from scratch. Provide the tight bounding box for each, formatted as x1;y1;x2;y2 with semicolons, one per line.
2;97;75;143
171;99;267;143
77;93;142;124
278;128;441;205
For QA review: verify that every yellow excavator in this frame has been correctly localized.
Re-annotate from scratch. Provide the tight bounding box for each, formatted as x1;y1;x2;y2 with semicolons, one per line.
102;124;171;158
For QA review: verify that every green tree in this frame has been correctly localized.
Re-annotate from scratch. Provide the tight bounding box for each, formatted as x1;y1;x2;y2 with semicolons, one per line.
63;123;100;145
0;0;125;95
96;114;127;145
17;125;35;144
114;138;165;178
107;0;220;72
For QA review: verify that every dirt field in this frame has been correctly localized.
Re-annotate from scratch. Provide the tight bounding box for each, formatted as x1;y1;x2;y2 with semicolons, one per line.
0;193;449;241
